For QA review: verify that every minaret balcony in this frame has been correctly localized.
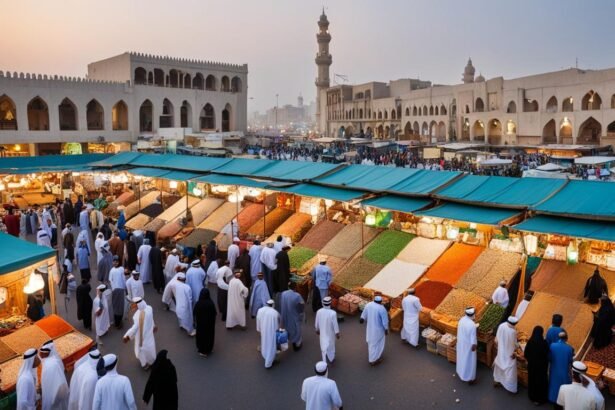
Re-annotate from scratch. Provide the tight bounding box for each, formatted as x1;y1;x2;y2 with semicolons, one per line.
317;33;331;42
315;54;332;65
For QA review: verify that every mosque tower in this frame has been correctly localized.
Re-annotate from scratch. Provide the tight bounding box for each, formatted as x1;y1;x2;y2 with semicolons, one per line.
315;8;332;132
462;58;476;84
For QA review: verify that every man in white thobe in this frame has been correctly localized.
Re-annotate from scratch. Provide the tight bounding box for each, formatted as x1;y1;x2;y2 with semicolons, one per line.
36;227;52;248
93;284;111;344
226;270;249;329
360;296;389;365
256;299;280;369
16;348;40;410
175;273;195;336
250;271;271;318
108;257;126;329
514;292;531;320
583;373;605;410
162;268;183;313
78;206;92;250
315;296;340;364
125;271;145;302
164;249;180;284
259;243;277;295
456;307;478;384
92;354;137;410
493;316;519;393
491;280;509;308
301;361;343;410
68;349;100;410
123;297;157;369
136;238;152;284
557;361;597;410
248;240;263;283
401;288;422;348
186;260;206;307
227;237;240;270
40;340;69;410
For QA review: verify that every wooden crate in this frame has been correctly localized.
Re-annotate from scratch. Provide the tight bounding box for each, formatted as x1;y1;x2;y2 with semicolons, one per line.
583;361;605;382
477;338;495;367
446;343;457;363
426;338;439;354
419;307;431;328
389;308;403;333
430;312;458;336
436;339;450;357
336;299;358;316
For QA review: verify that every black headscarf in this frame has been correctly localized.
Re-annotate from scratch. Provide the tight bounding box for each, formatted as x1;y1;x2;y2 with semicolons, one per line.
143;349;178;410
584;268;608;304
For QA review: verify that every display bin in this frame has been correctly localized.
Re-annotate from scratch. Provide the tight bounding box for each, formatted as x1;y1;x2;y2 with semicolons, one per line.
436;339;449;357
419;307;431;328
604;369;615;396
389;308;403;333
391;296;402;310
337;299;358;316
477;338;495;367
446;343;456;363
430;312;458;336
583;361;605;382
329;282;348;300
426;337;439;354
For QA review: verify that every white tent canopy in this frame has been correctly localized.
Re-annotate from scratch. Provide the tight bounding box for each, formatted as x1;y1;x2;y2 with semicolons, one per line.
574;156;615;165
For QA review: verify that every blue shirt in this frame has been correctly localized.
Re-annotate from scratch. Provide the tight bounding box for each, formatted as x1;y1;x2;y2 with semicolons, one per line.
548;340;573;403
77;246;90;269
312;264;332;290
546;325;563;345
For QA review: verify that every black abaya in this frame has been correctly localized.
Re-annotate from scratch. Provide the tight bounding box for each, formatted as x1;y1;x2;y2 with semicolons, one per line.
149;246;164;292
76;283;93;330
125;240;138;271
194;289;217;355
523;327;549;404
274;250;291;294
143;350;178;410
591;298;615;349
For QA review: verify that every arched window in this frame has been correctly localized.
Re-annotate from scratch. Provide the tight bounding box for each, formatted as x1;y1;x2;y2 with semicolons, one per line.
153;69;165;86
472;120;485;141
582;91;602;110
27;97;49;131
222;104;232;131
221;76;230;92
429;106;434;116
134;67;147;85
86;99;104;130
523;99;539;112
378;111;382;119
435;106;439;116
391;109;396;120
465;105;470;114
205;75;217;91
183;73;191;89
542;119;557;144
405;107;410;116
359;109;363;118
112;100;128;130
139;100;153;132
160;98;174;128
440;104;447;115
0;95;17;130
193;73;204;90
546;96;558;113
611;94;615;109
231;76;242;92
58;98;78;130
506;101;517;113
200;103;215;130
169;69;179;88
578;117;601;144
562;97;573;112
180;101;192;128
384;111;388;120
423;105;428;115
412;106;417;116
475;98;484;112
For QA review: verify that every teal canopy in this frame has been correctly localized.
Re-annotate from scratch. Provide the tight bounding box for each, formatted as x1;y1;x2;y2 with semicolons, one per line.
250;161;342;181
159;171;200;181
514;215;615;242
131;154;230;172
194;174;270;189
274;183;365;202
434;175;566;208
315;165;421;191
89;152;142;168
361;195;431;213
126;167;172;178
388;170;461;196
0;154;111;174
416;202;520;225
533;180;615;221
211;158;273;176
0;233;55;275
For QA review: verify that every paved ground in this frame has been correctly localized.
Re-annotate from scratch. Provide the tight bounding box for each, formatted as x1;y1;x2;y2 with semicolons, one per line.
40;233;612;409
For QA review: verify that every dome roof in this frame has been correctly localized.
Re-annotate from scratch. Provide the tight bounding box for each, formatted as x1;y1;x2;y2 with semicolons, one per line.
475;73;485;82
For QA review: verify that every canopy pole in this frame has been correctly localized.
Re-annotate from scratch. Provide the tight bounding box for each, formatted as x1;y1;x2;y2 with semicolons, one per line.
263;189;267;238
234;185;239;238
138;176;142;212
361;207;365;256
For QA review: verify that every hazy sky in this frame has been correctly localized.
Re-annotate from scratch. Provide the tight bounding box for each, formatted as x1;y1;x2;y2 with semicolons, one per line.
3;0;615;113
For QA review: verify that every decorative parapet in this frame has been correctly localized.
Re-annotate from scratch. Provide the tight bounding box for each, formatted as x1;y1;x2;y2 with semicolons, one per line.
128;51;248;72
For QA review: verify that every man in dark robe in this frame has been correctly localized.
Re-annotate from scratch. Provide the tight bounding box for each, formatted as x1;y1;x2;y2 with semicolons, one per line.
100;218;112;240
76;278;93;330
274;245;291;295
584;267;608;304
74;196;83;226
143;350;178;409
204;240;217;271
63;198;75;226
149;244;165;294
97;242;114;283
63;225;75;262
26;293;45;322
523;325;549;405
125;235;138;271
193;288;217;357
108;231;124;264
236;248;252;289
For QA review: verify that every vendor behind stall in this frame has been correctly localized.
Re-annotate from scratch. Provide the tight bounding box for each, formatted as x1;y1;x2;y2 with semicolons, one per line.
584;267;608;304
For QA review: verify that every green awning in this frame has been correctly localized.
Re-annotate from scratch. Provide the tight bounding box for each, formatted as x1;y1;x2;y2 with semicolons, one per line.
194;174;270;189
159;171;200;181
0;154;111;174
0;233;55;275
416;202;521;225
274;183;365;202
315;165;421;191
361;195;431;213
250;161;342;181
534;180;615;221
211;158;274;176
388;170;461;196
513;215;615;242
434;175;567;208
126;167;171;178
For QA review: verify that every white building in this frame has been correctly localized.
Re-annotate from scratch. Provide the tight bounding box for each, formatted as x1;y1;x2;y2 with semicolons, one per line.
0;52;248;155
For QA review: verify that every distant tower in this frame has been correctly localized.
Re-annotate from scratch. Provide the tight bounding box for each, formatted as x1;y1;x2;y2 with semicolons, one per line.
462;58;476;84
298;94;304;107
315;8;332;132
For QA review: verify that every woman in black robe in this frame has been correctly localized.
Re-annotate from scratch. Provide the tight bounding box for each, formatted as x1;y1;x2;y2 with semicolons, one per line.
143;350;178;410
193;288;217;357
76;278;93;330
591;296;615;349
149;245;164;294
125;236;138;271
273;246;291;294
204;240;218;271
584;267;608;304
236;248;251;289
523;325;549;405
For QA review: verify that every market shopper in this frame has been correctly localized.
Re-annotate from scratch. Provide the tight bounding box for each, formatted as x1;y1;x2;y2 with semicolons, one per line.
194;288;217;357
143;350;178;410
95;232;105;265
108;231;124;267
248;240;263;284
315;296;339;364
175;273;196;336
274;245;292;295
523;326;549;405
108;256;126;329
582;371;606;410
280;282;305;350
259;242;277;295
40;340;69;410
360;296;389;366
126;270;145;302
216;260;233;322
584;267;608;304
491;281;509;308
250;271;271;318
401;288;421;348
92;354;137;410
256;299;280;369
548;331;574;403
591;296;615;349
123;297;157;370
301;361;343;410
16;348;40;410
137;238;153;284
227;237;240;270
164;248;180;284
97;242;113;283
226;270;249;329
556;361;597;409
186;260;206;307
76;278;93;330
546;314;564;345
149;243;165;294
493;316;519;393
68;349;100;410
456;307;478;384
311;255;332;301
94;284;111;345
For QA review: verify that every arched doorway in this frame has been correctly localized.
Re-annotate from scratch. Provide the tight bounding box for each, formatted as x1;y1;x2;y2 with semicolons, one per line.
112;100;128;130
542;119;557;144
562;97;573;112
160;98;174;128
0;95;17;130
577;117;601;144
200;104;215;130
560;119;573;144
139;100;153;132
404;122;412;138
180;101;192;128
487;119;502;145
546;96;558;113
222;104;232;131
412;121;420;135
607;121;615;138
506;101;517;113
58;98;78;130
472;120;485;141
345;125;354;138
86;99;104;130
27;97;49;131
461;118;470;141
231;77;242;92
421;122;429;136
376;125;384;138
582;91;602;110
429;121;438;141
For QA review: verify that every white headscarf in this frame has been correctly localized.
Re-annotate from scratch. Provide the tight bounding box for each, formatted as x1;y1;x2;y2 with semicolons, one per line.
17;348;38;385
40;340;64;370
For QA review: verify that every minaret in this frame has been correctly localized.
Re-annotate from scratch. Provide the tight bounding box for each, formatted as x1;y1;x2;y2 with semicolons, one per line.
315;8;332;133
462;58;476;84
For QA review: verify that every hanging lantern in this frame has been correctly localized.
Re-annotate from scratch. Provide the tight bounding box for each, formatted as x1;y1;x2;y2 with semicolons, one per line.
365;214;376;226
169;180;178;190
523;234;538;254
23;271;45;294
310;203;319;216
567;241;578;264
228;192;244;203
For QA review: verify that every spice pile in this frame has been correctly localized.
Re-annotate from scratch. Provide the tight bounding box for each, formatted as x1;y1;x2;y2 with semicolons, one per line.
125;213;152;230
274;213;313;243
320;223;381;259
414;280;452;310
531;260;615;301
199;203;240;232
396;237;451;266
34;315;74;339
124;191;158;219
178;228;218;248
238;203;265;232
425;243;484;285
455;250;521;299
158;219;183;240
2;324;50;354
333;257;384;291
364;259;427;297
246;207;294;238
435;288;487;319
363;230;415;265
143;218;166;233
478;303;506;333
157;195;200;222
0;340;16;363
140;203;164;219
289;246;318;271
299;219;345;251
584;343;615;369
190;198;224;226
